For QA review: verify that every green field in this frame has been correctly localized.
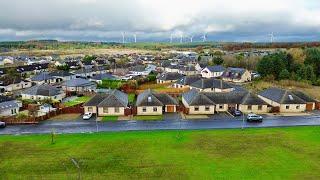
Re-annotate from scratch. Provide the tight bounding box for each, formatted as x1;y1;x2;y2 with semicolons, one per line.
1;127;320;179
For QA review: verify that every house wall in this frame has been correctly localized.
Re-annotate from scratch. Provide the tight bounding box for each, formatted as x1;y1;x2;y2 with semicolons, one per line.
201;68;224;78
0;107;19;116
1;81;32;92
63;86;96;92
157;79;176;84
279;104;306;113
215;104;229;112
21;93;65;102
97;107;125;116
223;70;251;83
84;106;97;114
239;105;268;113
188;105;215;115
137;106;162;115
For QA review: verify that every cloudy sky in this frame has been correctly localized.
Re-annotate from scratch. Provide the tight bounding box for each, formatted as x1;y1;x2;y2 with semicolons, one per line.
0;0;319;42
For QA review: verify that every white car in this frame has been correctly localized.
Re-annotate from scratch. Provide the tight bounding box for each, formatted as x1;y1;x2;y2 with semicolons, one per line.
83;112;93;120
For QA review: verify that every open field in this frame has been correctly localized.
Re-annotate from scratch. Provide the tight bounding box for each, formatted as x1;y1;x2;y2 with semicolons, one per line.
0;48;155;57
246;80;320;100
1;127;320;179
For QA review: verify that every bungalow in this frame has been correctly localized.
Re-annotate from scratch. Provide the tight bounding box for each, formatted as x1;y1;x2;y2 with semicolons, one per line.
49;71;74;82
0;96;22;117
157;72;183;84
62;78;97;93
30;72;56;85
21;84;66;102
173;75;201;88
136;89;178;115
83;89;128;116
258;87;307;113
0;76;32;92
182;89;268;115
195;62;208;72
189;78;234;92
292;91;319;111
90;73;116;84
222;67;251;83
178;66;197;76
201;65;225;78
164;64;180;73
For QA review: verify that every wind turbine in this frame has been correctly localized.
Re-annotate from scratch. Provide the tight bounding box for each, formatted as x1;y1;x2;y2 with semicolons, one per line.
189;35;194;43
170;34;173;43
202;33;207;42
180;34;183;43
121;32;125;43
133;33;137;43
268;32;275;43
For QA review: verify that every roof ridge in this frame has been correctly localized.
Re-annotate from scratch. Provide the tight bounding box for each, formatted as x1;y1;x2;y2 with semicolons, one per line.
280;89;288;104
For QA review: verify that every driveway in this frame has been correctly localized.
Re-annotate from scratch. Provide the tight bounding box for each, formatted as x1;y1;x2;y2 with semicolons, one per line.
1;114;320;135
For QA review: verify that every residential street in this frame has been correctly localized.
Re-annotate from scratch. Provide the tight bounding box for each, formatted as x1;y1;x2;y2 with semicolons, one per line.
1;114;320;135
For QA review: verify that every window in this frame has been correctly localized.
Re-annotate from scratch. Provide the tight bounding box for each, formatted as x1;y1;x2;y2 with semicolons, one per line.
286;105;290;109
205;106;210;111
103;107;108;113
115;107;119;113
88;107;93;112
296;105;300;109
219;105;223;109
153;107;157;112
142;107;147;112
258;105;262;110
194;106;199;111
247;105;252;110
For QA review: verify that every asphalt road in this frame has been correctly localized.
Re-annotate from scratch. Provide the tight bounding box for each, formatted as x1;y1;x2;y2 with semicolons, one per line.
1;114;320;135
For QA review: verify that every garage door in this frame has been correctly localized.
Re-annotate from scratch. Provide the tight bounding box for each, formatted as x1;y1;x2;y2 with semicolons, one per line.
167;105;175;112
306;103;313;111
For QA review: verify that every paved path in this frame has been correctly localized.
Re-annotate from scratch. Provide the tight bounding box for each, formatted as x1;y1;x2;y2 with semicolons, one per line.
1;115;320;135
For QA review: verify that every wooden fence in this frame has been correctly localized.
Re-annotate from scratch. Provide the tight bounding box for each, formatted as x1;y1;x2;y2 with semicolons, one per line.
1;104;84;125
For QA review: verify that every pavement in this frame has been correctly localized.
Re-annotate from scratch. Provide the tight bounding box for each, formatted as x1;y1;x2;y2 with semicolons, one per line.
1;113;320;135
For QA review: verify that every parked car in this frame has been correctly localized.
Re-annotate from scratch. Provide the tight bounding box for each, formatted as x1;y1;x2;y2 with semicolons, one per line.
83;112;93;120
246;113;263;122
229;109;242;116
0;121;6;128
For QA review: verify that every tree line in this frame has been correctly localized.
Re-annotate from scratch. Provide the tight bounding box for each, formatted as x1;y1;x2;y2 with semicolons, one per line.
257;48;320;85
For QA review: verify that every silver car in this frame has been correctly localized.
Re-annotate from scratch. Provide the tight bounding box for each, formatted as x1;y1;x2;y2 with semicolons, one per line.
246;113;263;122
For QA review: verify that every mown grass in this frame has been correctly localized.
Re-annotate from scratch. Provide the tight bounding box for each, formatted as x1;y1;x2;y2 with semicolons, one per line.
102;116;118;122
63;96;91;107
133;115;163;121
0;127;320;179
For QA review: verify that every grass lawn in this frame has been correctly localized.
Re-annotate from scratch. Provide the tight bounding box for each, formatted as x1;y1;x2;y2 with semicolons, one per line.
1;127;320;179
48;114;81;121
102;116;118;122
63;96;91;107
133;115;163;121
